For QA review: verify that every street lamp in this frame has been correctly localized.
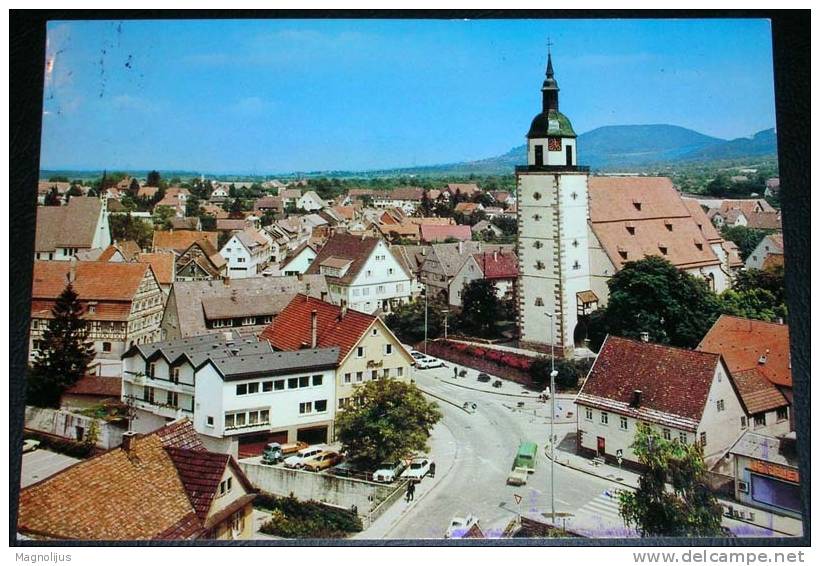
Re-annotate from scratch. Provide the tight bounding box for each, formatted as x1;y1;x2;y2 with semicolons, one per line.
442;309;449;340
423;283;428;355
546;312;558;526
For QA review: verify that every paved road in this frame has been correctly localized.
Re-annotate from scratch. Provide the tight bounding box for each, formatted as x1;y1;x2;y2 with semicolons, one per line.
20;449;80;488
386;364;628;539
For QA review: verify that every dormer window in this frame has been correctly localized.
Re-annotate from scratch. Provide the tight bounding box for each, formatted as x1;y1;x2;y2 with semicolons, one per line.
694;240;704;251
633;200;642;211
617;246;628;261
658;244;668;255
625;222;635;235
664;220;673;232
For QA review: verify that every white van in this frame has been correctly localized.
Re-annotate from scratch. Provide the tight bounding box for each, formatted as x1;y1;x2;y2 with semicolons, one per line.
283;445;326;469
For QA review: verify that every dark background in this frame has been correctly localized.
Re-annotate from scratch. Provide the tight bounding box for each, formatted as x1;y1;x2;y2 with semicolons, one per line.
9;9;810;547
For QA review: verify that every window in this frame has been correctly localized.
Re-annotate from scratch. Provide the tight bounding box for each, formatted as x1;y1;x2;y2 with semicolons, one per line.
357;346;365;358
166;391;178;407
299;375;310;388
225;414;235;428
396;283;404;293
382;368;390;379
679;432;688;444
585;407;593;421
572;239;579;248
372;328;378;336
620;416;628;431
377;285;385;294
344;373;352;384
353;288;360;297
533;192;542;201
299;402;313;414
312;374;323;386
102;341;112;353
249;411;259;425
356;372;363;382
339;398;349;409
274;380;285;391
534;297;544;307
172;367;180;384
88;305;96;314
397;367;404;377
663;428;671;440
366;270;372;277
248;382;259;394
633;201;642;211
143;386;154;403
362;288;369;296
148;363;156;378
384;344;393;355
262;316;273;324
600;412;609;425
776;407;788;422
371;370;378;380
535;261;545;270
288;378;298;389
618;250;628;260
754;414;766;428
242;317;255;326
700;432;707;446
315;400;328;413
573;260;581;270
260;410;270;423
235;413;246;426
741;416;748;429
236;384;248;395
263;381;273;392
716;399;725;412
237;257;245;263
659;246;668;256
206;416;214;427
533;240;543;249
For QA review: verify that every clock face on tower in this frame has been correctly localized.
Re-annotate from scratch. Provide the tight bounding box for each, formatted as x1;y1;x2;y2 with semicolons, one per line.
548;137;562;151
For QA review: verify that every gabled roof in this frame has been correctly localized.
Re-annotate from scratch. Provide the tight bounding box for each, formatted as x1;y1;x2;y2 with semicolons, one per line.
35;197;103;252
170;217;201;231
697;315;791;388
681;198;723;243
731;368;789;415
153;230;218;254
253;196;282;210
745;211;782;231
31;261;150;301
576;335;722;431
472;250;519;279
719;198;775;217
390;244;429;275
430;242;513;277
216;218;252;231
454;202;481;213
178;239;226;273
259;294;376;362
137;252;176;286
385;187;425;201
137;185;159;199
280;242;318;270
304;233;381;284
729;431;799;469
446;183;481;195
420;224;472;243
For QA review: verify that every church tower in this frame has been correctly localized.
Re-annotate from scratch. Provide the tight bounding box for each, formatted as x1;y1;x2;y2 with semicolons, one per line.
516;48;595;357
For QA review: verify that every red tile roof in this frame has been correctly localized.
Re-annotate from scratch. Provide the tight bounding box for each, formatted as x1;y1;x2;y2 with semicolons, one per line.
446;183;481;195
63;375;122;398
137;252;176;285
420;224;472;243
697;315;791;388
731;368;789;415
259;294;375;362
576;336;721;430
153;230;218;253
31;261;150;302
473;251;519;279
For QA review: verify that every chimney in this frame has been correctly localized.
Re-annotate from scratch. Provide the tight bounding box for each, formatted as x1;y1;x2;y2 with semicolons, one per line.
311;309;318;348
639;331;649;343
121;430;138;452
320;291;328;302
631;390;643;408
493;250;498;262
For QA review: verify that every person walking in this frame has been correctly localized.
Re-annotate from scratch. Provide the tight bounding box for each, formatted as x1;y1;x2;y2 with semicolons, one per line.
406;480;416;502
453;365;459;379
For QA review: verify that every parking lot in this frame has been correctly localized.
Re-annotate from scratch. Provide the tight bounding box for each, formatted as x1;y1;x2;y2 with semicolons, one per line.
20;449;81;488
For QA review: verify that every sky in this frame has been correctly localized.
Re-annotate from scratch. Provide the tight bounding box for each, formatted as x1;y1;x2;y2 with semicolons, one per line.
41;18;776;174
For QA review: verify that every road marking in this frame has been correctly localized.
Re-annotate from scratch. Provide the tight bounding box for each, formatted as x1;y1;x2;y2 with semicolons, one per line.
576;492;623;520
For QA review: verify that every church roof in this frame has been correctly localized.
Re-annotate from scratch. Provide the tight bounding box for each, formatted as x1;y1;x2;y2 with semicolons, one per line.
527;109;576;139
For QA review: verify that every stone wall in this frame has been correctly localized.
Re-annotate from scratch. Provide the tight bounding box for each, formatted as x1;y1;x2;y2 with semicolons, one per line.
24;406;125;449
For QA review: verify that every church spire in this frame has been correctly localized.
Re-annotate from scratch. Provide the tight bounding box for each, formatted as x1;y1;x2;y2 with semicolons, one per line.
542;38;559;112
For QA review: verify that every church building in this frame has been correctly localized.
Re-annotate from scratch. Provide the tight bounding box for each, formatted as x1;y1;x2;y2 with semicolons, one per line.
516;50;734;357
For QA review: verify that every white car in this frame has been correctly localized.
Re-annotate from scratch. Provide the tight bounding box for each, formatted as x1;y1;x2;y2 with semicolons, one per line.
401;457;432;481
372;460;407;483
283;445;326;469
410;351;444;370
445;514;479;538
22;439;40;453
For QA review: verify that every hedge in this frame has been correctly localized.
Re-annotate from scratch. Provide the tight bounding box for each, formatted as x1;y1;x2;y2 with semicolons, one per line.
23;430;95;459
256;493;362;538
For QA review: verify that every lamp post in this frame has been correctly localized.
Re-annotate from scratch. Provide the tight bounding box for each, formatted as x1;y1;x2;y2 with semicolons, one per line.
442;309;449;340
423;283;428;355
546;312;558;526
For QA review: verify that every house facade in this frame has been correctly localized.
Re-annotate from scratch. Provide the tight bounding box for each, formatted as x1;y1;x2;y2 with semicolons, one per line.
30;261;164;362
575;336;746;469
220;228;272;279
34;197;111;261
297;190;326;211
449;250;518;307
745;233;784;270
121;334;338;456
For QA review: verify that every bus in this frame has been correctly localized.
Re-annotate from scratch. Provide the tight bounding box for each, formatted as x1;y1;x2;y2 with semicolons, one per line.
513;441;538;473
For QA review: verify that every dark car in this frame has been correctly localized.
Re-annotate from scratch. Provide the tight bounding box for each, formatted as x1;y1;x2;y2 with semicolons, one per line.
492;380;503;388
477;373;491;383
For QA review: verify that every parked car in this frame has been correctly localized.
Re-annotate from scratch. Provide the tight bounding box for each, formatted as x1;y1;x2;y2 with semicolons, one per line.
261;443;284;465
283;444;327;469
506;467;529;486
22;439;40;453
328;461;367;479
492;379;503;388
302;450;344;472
280;440;309;455
401;457;432;481
477;373;491;383
410;350;445;370
444;514;479;538
372;460;407;483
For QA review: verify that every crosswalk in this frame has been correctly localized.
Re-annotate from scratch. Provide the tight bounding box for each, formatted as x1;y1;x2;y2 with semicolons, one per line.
575;490;625;522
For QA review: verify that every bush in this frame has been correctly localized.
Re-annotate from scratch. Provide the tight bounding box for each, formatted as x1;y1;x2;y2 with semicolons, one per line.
528;357;592;392
23;430;95;459
255;494;362;538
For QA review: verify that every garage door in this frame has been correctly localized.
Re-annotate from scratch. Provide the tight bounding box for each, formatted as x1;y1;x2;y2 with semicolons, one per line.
297;426;328;446
238;431;288;459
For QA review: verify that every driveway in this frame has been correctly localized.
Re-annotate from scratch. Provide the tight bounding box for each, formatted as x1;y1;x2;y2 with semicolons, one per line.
20;449;80;488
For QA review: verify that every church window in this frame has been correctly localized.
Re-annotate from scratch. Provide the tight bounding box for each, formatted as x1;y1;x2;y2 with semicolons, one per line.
534;145;544;166
534;297;544;307
659;246;668;255
572;239;579;248
618;250;628;260
626;225;635;235
533;192;542;201
570;191;578;200
533;241;543;249
695;241;703;250
633;201;642;211
535;261;545;270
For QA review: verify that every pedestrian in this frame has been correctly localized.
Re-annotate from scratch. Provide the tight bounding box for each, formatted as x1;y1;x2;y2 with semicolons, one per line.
453;366;458;379
428;461;436;478
406;480;416;502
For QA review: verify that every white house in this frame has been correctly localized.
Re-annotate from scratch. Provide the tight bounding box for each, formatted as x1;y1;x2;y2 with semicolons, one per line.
34;197;111;261
372;187;425;215
575;335;747;469
279;242;318;276
219;228;272;279
121;333;339;456
304;233;412;314
745;233;784;270
297;190;325;211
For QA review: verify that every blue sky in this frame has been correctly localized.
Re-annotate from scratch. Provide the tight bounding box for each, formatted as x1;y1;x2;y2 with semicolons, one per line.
41;18;775;174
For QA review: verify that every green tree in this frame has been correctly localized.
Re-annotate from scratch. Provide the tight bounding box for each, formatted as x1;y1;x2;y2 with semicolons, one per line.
44;187;61;206
733;265;785;304
109;214;153;249
588;257;721;350
147;170;161;187
48;175;69;182
719;288;786;322
128;177;141;194
384;298;443;344
200;215;217;231
529;357;592;391
619;424;724;538
185;194;202;218
27;283;96;408
706;173;730;197
152;206;176;231
229;197;244;217
720;225;768;261
459;279;501;337
335;380;442;470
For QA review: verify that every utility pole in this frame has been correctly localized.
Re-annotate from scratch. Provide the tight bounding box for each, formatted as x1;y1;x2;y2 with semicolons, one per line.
423;283;428;355
442;309;449;340
546;312;558;526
